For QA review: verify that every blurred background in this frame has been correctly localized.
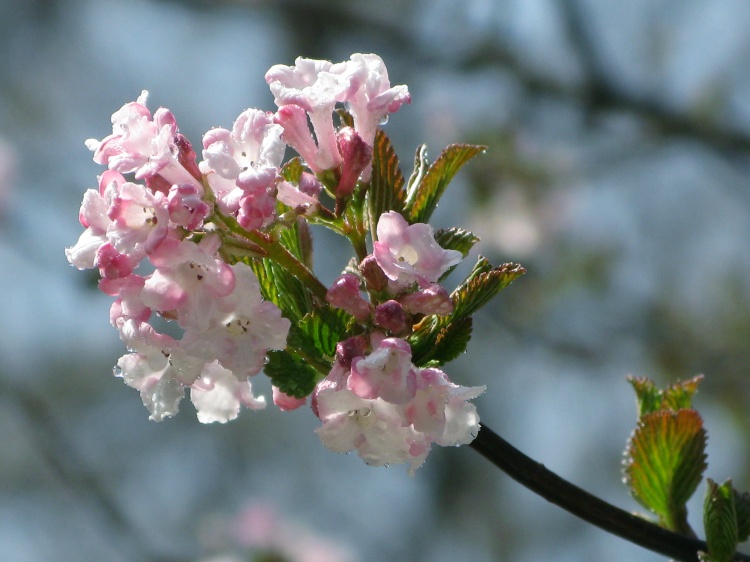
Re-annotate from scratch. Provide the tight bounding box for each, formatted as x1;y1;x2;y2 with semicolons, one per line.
2;0;750;560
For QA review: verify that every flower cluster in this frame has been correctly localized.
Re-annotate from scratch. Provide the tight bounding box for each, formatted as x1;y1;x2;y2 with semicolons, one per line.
67;53;494;472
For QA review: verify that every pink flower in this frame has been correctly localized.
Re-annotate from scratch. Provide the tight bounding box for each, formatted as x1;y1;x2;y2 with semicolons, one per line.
374;211;462;289
190;361;266;423
107;274;150;324
335;127;371;198
348;337;415;404
107;180;169;258
266;57;353;172
201;108;284;229
315;386;416;467
114;320;186;421
373;300;408;334
266;54;408;182
142;235;236;332
202;109;285;186
276;180;320;215
86;91;199;188
344;53;411;156
313;340;484;473
168;183;211;230
179;262;290;380
65;170;124;270
273;104;324;173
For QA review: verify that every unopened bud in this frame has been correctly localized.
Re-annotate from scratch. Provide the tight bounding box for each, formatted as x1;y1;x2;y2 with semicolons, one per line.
359;255;388;292
175;133;202;181
336;335;369;369
374;300;408;334
399;283;454;316
326;273;371;321
336;127;372;199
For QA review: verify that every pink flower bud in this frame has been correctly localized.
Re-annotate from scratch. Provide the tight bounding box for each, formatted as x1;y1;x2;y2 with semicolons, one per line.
175;133;201;181
358;255;389;292
399;283;454;316
273;386;307;411
335;335;368;370
336;127;372;198
298;172;322;197
374;300;408;334
325;273;371;321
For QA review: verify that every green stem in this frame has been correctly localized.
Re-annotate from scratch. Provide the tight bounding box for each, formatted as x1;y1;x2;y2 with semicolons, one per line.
470;424;750;562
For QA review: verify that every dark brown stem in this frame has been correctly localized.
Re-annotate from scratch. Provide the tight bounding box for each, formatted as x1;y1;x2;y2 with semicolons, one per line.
470;424;750;562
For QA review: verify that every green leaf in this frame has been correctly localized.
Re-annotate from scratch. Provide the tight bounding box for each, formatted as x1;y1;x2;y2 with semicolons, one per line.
428;317;473;365
289;307;350;360
733;489;750;542
250;258;313;324
628;375;704;416
704;479;738;562
663;375;704;411
434;227;481;257
623;408;707;533
280;156;305;183
369;128;406;235
276;217;313;268
450;260;526;320
408;260;525;366
264;350;319;398
406;143;486;224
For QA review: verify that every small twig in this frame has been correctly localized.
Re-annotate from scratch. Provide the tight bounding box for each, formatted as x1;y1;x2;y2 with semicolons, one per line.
470;424;750;562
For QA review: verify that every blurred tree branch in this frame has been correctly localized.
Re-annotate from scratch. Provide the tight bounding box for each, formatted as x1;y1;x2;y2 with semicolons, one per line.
0;379;179;562
276;0;750;154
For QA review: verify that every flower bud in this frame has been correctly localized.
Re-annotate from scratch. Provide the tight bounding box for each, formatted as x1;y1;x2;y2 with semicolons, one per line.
399;283;454;316
326;273;371;321
374;300;408;335
336;335;369;370
336;127;372;199
358;255;388;292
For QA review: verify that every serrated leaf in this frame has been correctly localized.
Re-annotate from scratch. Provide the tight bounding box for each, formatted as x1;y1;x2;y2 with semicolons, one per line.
250;258;312;323
704;479;738;562
628;377;663;417
289;307;350;360
733;489;750;542
264;350;319;398
451;261;526;320
427;317;473;365
277;217;313;268
434;227;480;257
406;143;486;224
628;375;704;416
624;408;707;533
663;375;704;411
369;128;406;234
